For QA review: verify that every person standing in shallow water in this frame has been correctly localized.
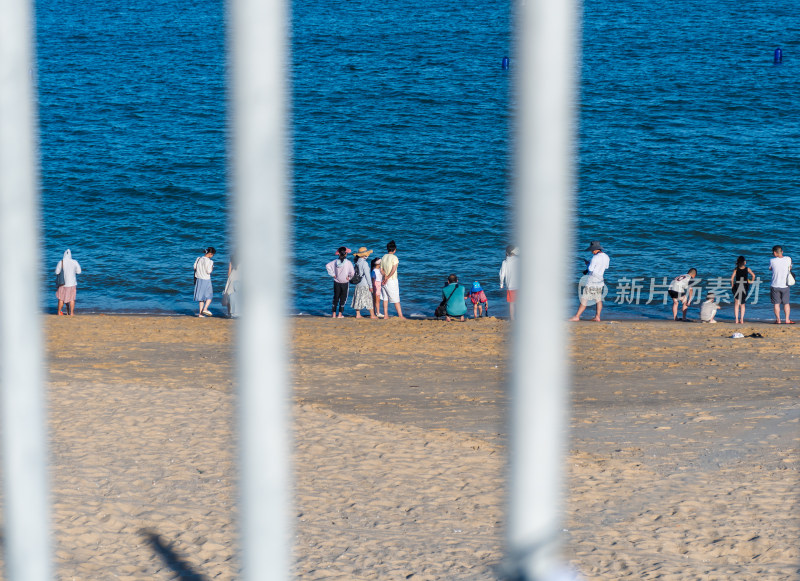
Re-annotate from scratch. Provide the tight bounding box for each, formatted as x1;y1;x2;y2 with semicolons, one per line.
193;247;216;317
55;248;82;316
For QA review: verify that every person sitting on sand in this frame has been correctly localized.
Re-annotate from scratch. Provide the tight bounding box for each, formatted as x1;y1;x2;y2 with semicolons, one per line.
700;292;721;323
442;274;467;322
668;268;697;321
193;247;216;318
55;248;82;316
570;241;609;322
467;281;488;318
769;245;794;324
326;246;354;318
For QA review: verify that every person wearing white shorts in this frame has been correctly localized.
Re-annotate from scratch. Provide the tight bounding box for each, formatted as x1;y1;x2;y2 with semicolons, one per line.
379;240;405;319
381;278;400;303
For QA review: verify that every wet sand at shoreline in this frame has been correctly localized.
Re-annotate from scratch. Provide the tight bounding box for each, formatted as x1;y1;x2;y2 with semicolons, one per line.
27;315;800;578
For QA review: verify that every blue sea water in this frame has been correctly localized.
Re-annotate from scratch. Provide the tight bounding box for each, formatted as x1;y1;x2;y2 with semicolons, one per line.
36;0;799;320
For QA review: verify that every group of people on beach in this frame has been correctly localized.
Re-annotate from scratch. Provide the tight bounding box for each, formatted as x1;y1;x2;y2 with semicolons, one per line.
325;242;404;319
53;240;793;325
191;247;239;318
324;241;520;322
569;243;795;325
52;246;242;318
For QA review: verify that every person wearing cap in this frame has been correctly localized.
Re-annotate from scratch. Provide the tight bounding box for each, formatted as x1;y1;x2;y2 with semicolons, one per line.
499;245;519;320
442;274;467;322
325;246;354;318
380;240;405;319
467;281;489;318
569;241;610;322
350;247;376;319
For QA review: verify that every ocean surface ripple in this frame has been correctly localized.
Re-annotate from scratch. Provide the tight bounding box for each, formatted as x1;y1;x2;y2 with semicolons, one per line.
37;0;798;319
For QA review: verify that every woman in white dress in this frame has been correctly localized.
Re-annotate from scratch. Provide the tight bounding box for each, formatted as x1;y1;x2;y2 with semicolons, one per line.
222;253;240;318
350;247;375;318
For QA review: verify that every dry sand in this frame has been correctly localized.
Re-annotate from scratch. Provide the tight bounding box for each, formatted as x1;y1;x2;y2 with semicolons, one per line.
28;315;800;578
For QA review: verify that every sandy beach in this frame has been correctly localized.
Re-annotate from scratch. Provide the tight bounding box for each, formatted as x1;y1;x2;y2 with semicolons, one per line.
28;315;800;578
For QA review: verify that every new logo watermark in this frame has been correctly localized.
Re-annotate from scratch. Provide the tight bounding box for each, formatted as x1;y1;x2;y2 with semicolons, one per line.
577;275;610;306
577;277;764;305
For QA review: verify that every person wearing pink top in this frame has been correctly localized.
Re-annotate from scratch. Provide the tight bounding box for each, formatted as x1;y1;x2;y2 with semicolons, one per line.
325;246;354;317
370;256;383;318
467;281;489;318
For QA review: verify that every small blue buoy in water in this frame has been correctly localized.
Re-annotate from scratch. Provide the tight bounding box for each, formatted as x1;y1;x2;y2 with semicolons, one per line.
502;56;510;70
774;47;783;64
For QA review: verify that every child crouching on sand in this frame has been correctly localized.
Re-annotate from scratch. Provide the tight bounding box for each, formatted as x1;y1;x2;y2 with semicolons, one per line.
467;281;489;318
700;292;721;323
370;257;383;318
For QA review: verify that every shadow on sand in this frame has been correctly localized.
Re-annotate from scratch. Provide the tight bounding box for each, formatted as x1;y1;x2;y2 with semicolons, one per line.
140;528;210;581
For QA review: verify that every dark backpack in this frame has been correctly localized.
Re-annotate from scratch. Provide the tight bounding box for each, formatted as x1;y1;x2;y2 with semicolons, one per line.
350;262;363;285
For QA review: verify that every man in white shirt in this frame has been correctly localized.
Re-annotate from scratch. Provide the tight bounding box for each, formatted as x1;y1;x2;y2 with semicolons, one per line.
769;245;794;324
570;241;610;322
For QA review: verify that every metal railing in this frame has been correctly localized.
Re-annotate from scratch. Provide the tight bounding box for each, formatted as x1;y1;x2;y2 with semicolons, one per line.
229;0;292;578
0;0;52;578
507;0;576;575
0;0;574;577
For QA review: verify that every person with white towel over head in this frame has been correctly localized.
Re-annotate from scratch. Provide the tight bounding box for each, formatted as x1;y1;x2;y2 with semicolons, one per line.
55;248;82;316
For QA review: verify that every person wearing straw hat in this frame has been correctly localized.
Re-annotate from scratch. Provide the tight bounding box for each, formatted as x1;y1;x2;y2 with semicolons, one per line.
569;241;609;322
351;247;376;318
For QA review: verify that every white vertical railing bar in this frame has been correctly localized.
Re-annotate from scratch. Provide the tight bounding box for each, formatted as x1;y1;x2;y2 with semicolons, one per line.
0;0;52;579
508;0;576;576
230;0;291;578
